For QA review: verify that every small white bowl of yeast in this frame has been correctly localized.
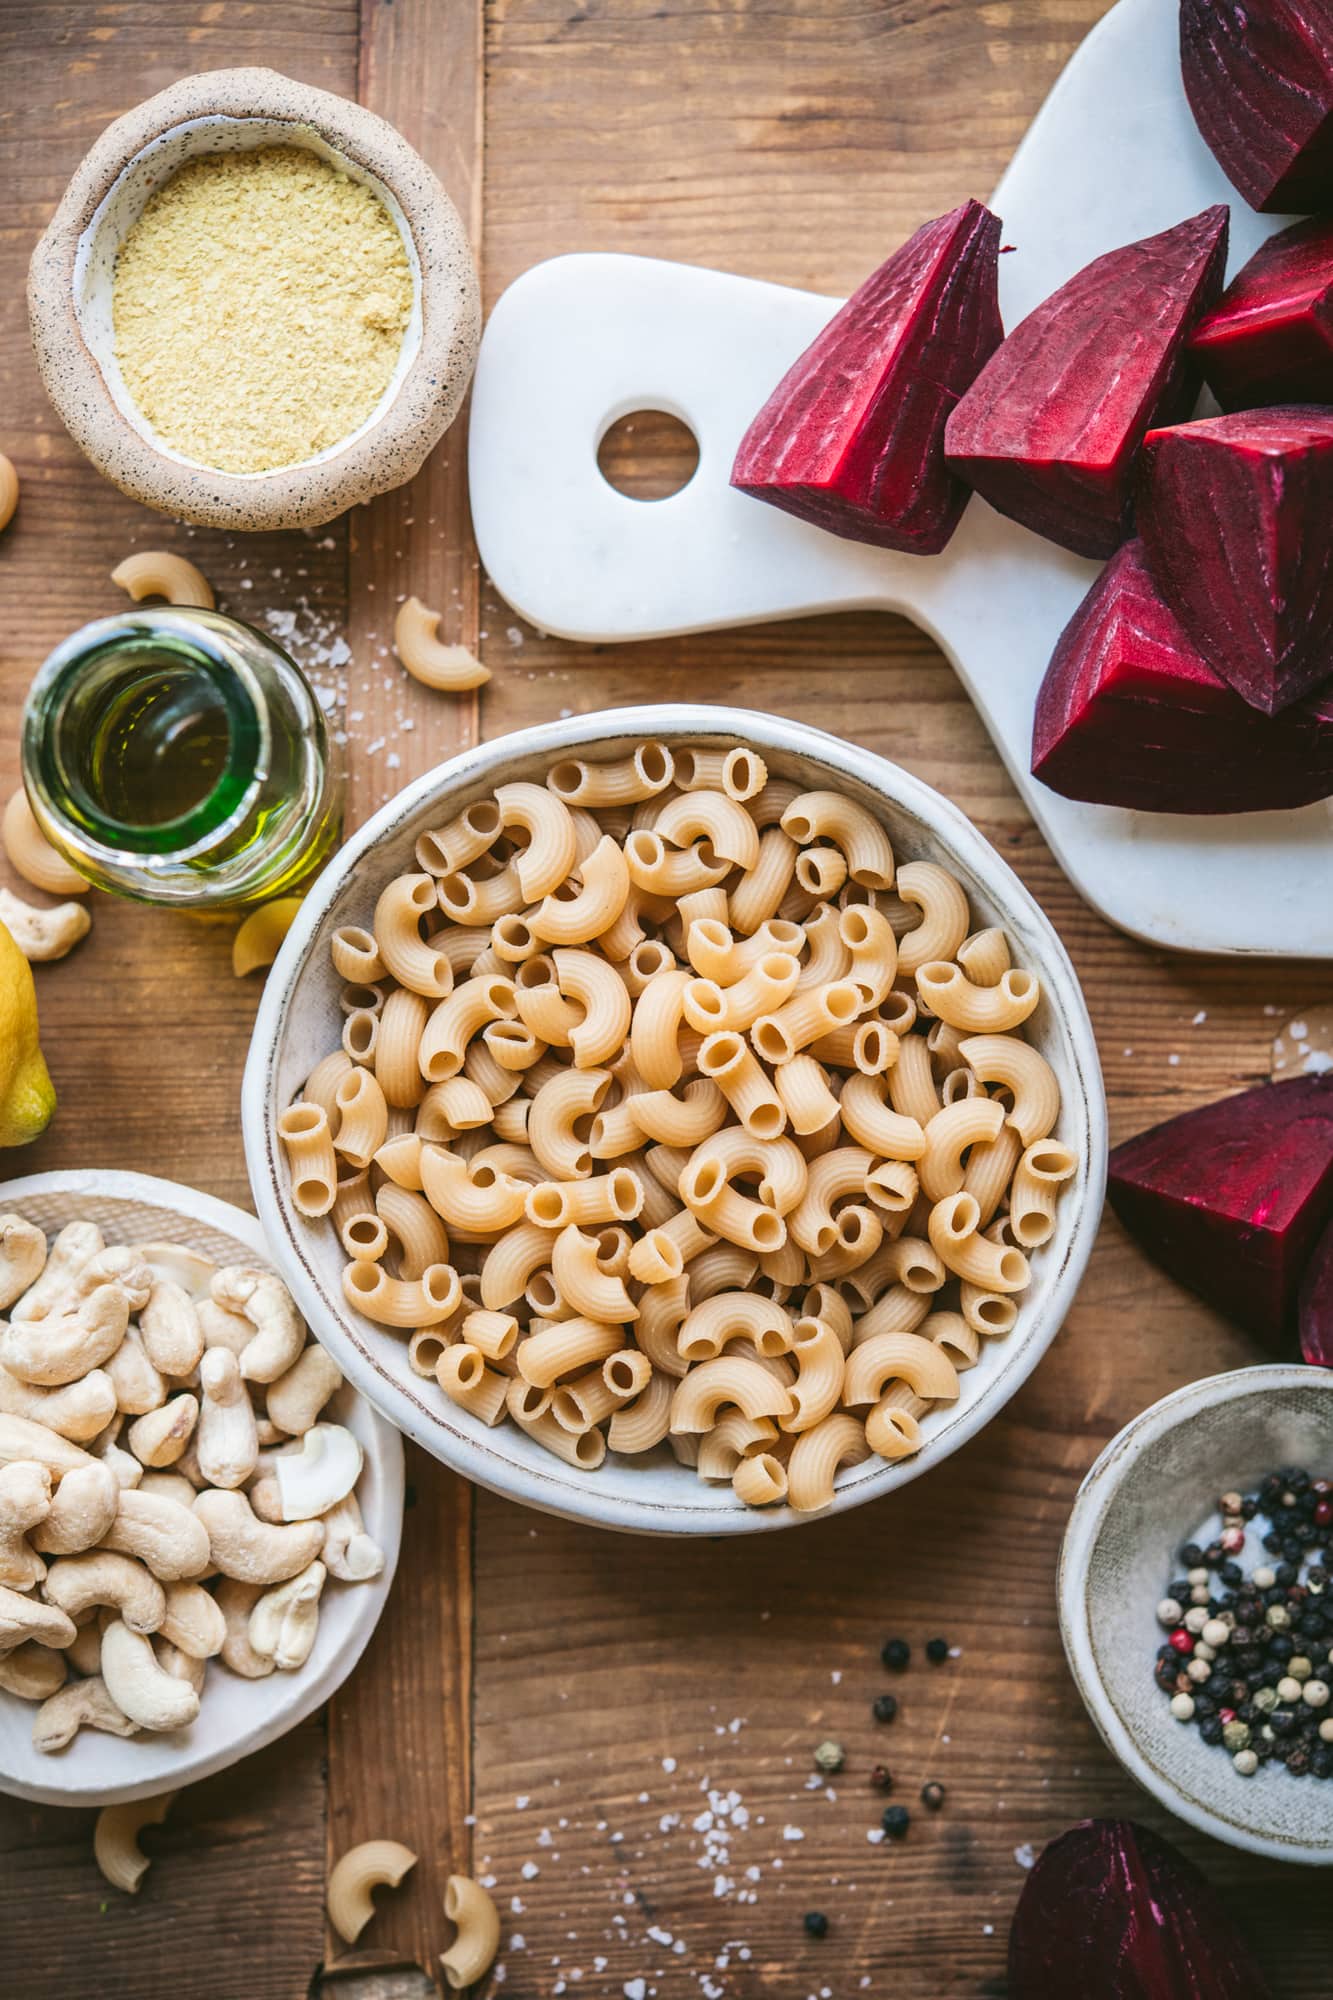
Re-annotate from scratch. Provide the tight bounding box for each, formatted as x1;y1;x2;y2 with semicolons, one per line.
243;706;1106;1536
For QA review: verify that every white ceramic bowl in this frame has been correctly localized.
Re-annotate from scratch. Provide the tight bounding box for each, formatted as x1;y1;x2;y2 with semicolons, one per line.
243;705;1107;1535
1060;1365;1333;1866
0;1170;403;1806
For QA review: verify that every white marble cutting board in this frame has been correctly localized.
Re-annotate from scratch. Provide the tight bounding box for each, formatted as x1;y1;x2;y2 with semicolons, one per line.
468;0;1333;959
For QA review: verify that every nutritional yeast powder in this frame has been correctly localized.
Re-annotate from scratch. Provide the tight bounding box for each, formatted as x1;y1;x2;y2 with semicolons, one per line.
112;144;413;473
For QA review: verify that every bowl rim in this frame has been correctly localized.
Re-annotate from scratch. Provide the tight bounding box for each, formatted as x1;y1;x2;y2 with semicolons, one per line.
1058;1362;1333;1867
0;1166;405;1807
243;702;1108;1536
25;66;480;532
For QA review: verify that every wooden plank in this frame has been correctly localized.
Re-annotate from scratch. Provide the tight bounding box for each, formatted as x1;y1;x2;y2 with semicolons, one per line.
470;2;1333;1994
0;5;358;1991
323;0;485;1980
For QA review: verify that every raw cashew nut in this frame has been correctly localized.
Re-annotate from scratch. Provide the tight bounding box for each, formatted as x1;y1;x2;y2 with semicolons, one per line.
214;1577;275;1678
192;1488;324;1585
0;1581;76;1656
0;1361;118;1443
0;451;17;532
139;1278;205;1378
100;1618;200;1731
327;1839;418;1943
43;1551;165;1634
0;1414;93;1479
63;1617;106;1678
0;1639;66;1700
32;1461;121;1555
321;1492;385;1583
0;885;90;962
128;1394;198;1470
111;550;214;610
245;1474;284;1525
57;1246;152;1317
194;1297;254;1359
394;595;490;692
159;1580;225;1660
135;1470;198;1511
106;1325;167;1417
94;1791;176;1894
157;1639;207;1694
140;1241;216;1300
209;1268;306;1383
0;1215;46;1310
33;1674;140;1753
91;1419;145;1492
195;1348;258;1489
0;1459;51;1589
10;1221;102;1323
2;788;89;897
274;1424;362;1521
102;1488;211;1580
265;1343;342;1437
248;1558;325;1669
0;1284;130;1387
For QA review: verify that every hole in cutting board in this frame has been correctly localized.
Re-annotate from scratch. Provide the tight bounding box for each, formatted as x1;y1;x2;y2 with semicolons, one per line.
597;410;699;501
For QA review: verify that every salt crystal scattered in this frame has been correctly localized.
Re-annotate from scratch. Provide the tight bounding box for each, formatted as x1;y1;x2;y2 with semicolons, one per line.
521;1861;539;1880
662;1757;677;1773
1014;1842;1037;1869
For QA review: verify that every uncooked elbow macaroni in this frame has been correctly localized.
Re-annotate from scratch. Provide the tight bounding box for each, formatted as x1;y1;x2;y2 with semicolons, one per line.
281;739;1075;1510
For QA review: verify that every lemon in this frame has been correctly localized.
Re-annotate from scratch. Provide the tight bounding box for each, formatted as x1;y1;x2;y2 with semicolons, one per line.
0;919;55;1147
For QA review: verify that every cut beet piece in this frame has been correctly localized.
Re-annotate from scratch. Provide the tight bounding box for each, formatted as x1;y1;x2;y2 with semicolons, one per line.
1107;1073;1333;1348
1190;217;1333;410
943;207;1228;560
1138;407;1333;716
1031;539;1333;813
1180;0;1333;214
730;200;1002;553
1009;1820;1273;2000
1299;1213;1333;1366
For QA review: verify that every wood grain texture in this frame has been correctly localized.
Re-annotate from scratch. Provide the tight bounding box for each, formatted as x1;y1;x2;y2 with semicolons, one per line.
323;0;484;1978
3;1;1333;1997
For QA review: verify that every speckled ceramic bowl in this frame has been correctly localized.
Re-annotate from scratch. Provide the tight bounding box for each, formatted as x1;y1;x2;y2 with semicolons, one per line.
1060;1366;1333;1866
27;68;479;530
243;705;1107;1538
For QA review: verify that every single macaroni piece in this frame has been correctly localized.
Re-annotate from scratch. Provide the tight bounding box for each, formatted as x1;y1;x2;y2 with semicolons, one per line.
279;739;1072;1509
93;1790;176;1895
441;1873;502;1991
394;596;490;692
111;550;214;610
327;1839;418;1945
232;897;302;978
0;453;18;533
3;788;89;897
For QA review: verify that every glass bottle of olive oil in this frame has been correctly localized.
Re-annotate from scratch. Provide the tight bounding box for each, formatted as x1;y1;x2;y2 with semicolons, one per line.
22;607;342;906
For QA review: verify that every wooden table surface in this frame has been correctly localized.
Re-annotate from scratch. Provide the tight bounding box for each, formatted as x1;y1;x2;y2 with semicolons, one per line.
2;2;1332;1994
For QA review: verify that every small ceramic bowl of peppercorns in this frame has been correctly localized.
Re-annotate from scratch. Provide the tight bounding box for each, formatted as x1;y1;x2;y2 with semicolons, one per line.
1058;1364;1333;1866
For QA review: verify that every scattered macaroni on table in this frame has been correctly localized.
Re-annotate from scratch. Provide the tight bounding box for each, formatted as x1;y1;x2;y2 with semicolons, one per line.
281;740;1076;1513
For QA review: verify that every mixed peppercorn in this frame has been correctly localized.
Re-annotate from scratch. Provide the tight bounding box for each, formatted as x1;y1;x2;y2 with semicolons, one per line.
1153;1468;1333;1780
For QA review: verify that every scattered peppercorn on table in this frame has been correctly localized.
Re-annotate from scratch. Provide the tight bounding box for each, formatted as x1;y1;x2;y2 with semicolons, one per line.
2;2;1332;1997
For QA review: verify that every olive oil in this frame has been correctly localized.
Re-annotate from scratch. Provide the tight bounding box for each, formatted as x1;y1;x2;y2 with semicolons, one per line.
22;608;342;906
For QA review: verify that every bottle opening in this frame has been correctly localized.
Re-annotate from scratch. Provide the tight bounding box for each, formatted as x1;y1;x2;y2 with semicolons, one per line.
38;629;261;853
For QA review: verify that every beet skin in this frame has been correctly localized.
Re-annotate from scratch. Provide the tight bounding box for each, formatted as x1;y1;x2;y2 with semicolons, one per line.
730;199;1002;554
1107;1073;1333;1347
1180;0;1333;213
1138;407;1333;716
1031;539;1333;813
1190;216;1333;409
944;206;1228;560
1009;1819;1273;2000
1298;1213;1333;1366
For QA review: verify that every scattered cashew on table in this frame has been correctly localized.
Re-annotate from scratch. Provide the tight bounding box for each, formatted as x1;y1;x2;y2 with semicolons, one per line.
0;1210;384;1769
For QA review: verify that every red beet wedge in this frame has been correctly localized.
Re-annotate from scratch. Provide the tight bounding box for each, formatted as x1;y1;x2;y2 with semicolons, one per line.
1190;217;1333;409
1107;1073;1333;1348
1138;407;1333;716
1299;1214;1333;1366
943;207;1228;560
1031;539;1333;813
1009;1820;1273;2000
1180;0;1333;213
729;200;1002;553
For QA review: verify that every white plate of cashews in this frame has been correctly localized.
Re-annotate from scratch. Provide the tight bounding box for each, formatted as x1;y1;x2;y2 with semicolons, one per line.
0;1170;403;1807
244;704;1106;1537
